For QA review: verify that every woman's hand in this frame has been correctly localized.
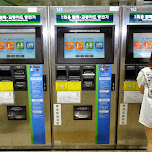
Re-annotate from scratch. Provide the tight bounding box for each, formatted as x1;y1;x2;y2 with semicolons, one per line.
140;85;144;94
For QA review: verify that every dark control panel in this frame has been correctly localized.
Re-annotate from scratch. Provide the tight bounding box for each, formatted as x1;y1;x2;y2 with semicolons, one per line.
0;66;12;81
0;65;47;91
56;65;67;80
82;66;95;90
13;66;27;91
68;66;81;80
56;65;96;90
125;65;146;80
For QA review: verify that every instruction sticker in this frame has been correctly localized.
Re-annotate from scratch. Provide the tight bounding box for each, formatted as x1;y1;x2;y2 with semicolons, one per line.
57;91;80;103
54;104;61;125
120;104;128;125
0;91;14;104
68;81;81;91
124;81;136;91
124;91;143;103
56;81;68;91
0;81;13;91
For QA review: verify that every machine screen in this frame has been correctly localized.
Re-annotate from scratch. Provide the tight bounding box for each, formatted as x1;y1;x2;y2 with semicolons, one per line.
133;33;152;58
64;33;105;58
0;34;35;59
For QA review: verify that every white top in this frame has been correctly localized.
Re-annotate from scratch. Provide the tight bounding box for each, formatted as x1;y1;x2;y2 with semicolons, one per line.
137;67;152;128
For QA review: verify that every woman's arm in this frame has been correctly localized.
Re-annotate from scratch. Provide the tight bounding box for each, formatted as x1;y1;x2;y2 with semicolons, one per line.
139;85;144;94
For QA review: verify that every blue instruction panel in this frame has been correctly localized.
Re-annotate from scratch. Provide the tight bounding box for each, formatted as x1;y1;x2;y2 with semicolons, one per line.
96;64;112;144
28;64;46;144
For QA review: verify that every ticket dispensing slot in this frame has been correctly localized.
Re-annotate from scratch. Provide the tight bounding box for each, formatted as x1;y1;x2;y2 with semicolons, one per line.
13;66;27;91
125;65;136;80
56;66;67;80
0;66;12;81
82;66;95;90
68;66;81;80
137;65;146;74
73;105;92;120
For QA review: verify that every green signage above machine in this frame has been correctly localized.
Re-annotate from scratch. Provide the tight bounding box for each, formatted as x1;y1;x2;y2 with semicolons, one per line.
130;13;152;23
56;13;113;23
0;13;40;23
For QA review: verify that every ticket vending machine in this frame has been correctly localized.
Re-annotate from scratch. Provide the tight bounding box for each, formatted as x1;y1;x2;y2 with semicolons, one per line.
117;6;152;149
50;6;120;149
0;7;51;149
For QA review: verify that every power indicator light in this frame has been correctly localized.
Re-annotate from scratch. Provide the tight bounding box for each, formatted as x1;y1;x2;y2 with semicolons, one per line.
106;68;108;71
36;69;39;71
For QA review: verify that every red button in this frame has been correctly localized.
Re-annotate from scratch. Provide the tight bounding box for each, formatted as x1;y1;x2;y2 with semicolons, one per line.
106;68;108;71
36;69;39;71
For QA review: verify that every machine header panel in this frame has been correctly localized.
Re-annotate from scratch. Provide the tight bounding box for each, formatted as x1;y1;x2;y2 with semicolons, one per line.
56;13;113;23
123;6;152;25
50;6;119;26
0;13;40;24
0;6;47;25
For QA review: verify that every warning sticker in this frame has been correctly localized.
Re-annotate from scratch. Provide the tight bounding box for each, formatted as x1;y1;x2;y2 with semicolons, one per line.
68;81;81;91
56;81;68;91
0;81;13;91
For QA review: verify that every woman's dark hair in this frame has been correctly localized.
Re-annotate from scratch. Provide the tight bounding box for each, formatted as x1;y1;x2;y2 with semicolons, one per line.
147;52;152;69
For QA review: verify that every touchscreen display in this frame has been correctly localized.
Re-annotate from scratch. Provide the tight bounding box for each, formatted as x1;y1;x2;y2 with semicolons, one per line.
0;34;35;59
64;33;105;58
133;33;152;58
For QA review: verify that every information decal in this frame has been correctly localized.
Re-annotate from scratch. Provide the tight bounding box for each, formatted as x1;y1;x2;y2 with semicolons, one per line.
95;64;112;144
130;13;152;23
0;13;40;23
56;13;113;23
27;65;46;144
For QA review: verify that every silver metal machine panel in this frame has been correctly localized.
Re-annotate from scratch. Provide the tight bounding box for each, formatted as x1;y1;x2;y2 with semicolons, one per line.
49;6;120;149
117;6;152;149
0;7;51;149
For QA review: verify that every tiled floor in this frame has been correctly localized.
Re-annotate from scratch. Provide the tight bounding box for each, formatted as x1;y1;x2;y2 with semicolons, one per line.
1;150;146;152
51;151;146;152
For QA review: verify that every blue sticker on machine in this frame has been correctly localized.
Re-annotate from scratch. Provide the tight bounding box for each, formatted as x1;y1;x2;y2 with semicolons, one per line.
96;64;112;144
28;64;46;144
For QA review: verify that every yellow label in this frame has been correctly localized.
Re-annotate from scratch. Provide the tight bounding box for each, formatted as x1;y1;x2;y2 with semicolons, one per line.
124;81;136;91
68;81;81;91
0;81;13;91
56;81;68;91
135;81;140;91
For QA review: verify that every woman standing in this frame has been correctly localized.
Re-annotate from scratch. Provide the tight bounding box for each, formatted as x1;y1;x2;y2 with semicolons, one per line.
137;53;152;152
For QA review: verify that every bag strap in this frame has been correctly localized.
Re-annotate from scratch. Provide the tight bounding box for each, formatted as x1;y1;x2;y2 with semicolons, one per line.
141;70;149;88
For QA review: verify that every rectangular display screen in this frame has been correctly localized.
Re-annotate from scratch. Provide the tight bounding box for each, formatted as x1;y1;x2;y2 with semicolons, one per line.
64;33;105;58
0;34;35;59
133;33;152;58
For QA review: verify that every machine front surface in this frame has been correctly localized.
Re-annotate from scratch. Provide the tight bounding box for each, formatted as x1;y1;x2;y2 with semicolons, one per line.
0;7;51;149
117;6;152;149
50;6;120;149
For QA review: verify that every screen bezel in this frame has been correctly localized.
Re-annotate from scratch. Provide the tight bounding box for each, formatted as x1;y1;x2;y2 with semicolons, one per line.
56;26;114;64
126;25;152;64
0;26;43;64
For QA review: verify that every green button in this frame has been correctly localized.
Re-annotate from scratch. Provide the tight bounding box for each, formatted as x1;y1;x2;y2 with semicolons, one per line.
16;42;24;49
85;42;93;49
